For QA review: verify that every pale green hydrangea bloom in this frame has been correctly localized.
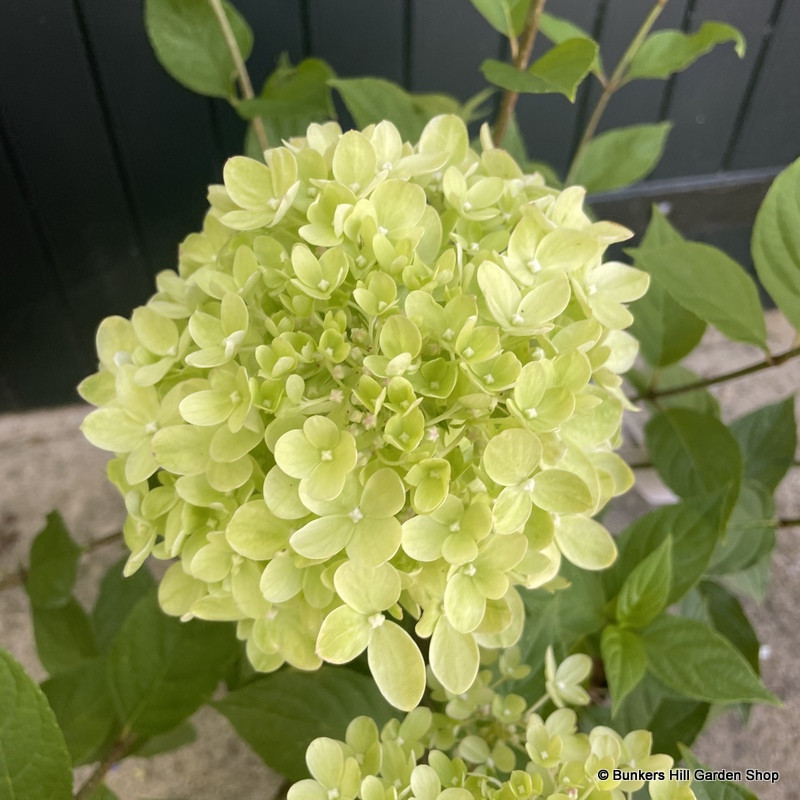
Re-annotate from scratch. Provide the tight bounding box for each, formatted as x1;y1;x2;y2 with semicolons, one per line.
81;115;647;711
288;655;692;800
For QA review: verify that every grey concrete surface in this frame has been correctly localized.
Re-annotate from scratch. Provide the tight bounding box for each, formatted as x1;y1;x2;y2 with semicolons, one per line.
0;312;797;800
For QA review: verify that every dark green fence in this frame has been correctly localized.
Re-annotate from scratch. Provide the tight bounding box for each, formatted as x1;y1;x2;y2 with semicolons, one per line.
0;0;796;409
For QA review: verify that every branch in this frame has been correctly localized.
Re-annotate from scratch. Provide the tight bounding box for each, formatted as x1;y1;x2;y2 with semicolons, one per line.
0;530;123;593
778;518;800;528
631;345;800;403
74;733;136;800
565;0;668;185
492;0;548;147
207;0;269;153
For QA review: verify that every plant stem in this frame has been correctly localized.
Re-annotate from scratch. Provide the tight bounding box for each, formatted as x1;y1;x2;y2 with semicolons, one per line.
631;345;800;403
778;518;800;528
0;530;122;593
565;0;668;185
492;0;549;147
207;0;269;153
74;733;136;800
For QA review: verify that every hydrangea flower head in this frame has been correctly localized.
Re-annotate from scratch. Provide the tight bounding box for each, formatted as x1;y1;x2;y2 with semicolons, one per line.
81;115;647;710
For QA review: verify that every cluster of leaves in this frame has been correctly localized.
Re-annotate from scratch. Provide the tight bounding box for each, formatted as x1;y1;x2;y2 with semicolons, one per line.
79;113;648;712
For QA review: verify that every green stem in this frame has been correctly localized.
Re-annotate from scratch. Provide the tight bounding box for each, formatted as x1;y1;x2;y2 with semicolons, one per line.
492;0;549;147
565;0;668;185
207;0;269;153
631;345;800;403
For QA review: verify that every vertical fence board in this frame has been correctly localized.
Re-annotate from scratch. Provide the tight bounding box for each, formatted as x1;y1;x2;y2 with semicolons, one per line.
652;0;775;178
78;0;222;276
307;0;405;84
410;0;500;99
729;0;800;170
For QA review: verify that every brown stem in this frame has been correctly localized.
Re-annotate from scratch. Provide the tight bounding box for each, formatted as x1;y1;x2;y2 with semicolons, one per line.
631;345;800;403
74;733;136;800
565;0;668;185
0;530;123;593
778;518;800;528
492;0;548;147
207;0;269;153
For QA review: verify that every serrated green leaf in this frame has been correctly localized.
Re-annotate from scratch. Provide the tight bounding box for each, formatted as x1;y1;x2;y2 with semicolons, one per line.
144;0;253;98
24;511;80;609
627;22;745;81
600;625;647;716
730;397;797;492
645;409;741;512
213;667;393;781
630;237;767;348
641;616;778;705
617;536;672;629
571;122;671;193
481;38;598;100
92;558;156;652
629;208;706;366
330;78;460;142
32;598;98;676
0;647;72;799
605;494;728;606
709;482;776;577
41;657;118;766
697;582;760;673
108;592;237;737
752;158;800;328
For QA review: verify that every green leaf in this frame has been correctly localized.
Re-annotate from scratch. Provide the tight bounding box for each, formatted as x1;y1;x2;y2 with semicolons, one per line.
238;56;336;141
481;38;599;101
24;511;80;609
571;122;671;193
752;158;800;328
719;548;773;602
696;582;760;673
645;409;741;511
213;666;393;781
41;658;118;766
627;22;745;81
709;482;776;577
0;647;72;799
600;625;647;716
92;558;156;652
610;673;709;757
605;494;728;606
730;397;797;492
629;208;706;366
469;0;531;37
680;746;760;800
32;599;98;676
144;0;253;98
616;536;672;629
629;237;767;349
330;78;460;142
108;591;238;737
641;615;778;705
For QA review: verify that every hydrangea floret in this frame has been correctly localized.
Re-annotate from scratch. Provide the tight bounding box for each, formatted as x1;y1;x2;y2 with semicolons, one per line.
80;114;648;710
288;650;694;800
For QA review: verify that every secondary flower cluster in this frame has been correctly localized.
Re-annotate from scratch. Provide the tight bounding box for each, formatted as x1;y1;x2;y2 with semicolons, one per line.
80;114;648;709
288;653;694;800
